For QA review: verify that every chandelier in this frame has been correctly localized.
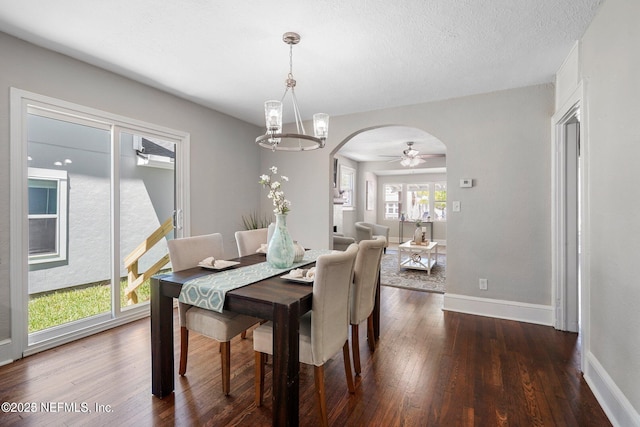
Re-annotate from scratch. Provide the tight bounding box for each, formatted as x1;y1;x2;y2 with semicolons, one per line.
256;32;329;151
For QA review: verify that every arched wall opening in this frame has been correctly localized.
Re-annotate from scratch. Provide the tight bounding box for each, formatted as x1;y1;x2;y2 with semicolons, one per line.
329;124;448;251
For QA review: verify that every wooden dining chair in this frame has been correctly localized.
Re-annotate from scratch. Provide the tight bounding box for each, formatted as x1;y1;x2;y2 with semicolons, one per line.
349;236;386;375
253;244;359;427
234;228;268;257
167;233;261;395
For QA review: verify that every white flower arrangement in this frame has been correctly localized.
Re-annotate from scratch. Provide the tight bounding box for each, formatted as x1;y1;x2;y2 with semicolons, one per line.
259;166;291;214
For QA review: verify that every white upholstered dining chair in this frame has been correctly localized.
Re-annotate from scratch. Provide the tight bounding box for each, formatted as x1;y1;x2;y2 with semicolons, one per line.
350;236;386;375
253;244;359;427
234;228;268;257
167;233;261;395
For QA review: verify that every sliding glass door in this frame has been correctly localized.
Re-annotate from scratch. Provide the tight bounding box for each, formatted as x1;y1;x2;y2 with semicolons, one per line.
10;89;189;355
27;112;114;342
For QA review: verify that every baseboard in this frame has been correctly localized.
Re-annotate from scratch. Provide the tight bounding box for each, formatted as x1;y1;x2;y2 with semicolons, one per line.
442;293;553;326
584;351;640;427
0;338;15;367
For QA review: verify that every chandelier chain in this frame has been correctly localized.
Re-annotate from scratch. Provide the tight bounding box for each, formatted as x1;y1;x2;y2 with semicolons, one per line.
286;43;296;88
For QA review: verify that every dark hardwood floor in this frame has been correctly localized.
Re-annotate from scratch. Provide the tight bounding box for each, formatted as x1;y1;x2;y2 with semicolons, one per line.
0;287;610;426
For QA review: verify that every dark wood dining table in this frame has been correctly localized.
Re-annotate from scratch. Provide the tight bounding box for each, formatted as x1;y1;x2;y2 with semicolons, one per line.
150;252;381;427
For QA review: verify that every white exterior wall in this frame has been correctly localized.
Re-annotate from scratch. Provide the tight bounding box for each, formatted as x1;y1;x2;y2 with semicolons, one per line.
26;115;174;293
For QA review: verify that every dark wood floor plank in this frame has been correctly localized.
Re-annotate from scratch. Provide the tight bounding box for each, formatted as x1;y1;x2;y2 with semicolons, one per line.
0;287;612;426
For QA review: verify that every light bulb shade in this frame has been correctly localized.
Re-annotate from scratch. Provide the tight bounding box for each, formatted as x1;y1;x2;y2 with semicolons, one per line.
313;113;329;140
400;157;426;167
264;100;283;133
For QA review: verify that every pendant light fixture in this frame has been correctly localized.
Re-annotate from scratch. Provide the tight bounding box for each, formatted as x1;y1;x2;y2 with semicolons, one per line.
256;32;329;151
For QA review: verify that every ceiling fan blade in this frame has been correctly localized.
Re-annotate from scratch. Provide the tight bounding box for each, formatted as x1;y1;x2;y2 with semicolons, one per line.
416;153;446;159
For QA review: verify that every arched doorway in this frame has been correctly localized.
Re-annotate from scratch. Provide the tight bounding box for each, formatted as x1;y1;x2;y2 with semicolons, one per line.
330;125;447;242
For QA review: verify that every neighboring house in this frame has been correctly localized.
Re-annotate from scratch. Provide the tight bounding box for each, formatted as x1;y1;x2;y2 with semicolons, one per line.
27;115;174;294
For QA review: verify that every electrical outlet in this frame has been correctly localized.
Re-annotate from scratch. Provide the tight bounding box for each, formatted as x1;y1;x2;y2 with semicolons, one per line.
479;278;488;290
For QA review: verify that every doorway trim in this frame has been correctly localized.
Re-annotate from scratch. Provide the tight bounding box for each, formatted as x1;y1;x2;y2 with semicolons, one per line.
551;81;589;367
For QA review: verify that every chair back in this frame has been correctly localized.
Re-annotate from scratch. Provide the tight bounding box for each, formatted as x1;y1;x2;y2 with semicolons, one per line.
354;222;373;242
350;236;386;325
167;233;225;327
167;233;225;272
310;243;358;365
235;228;268;257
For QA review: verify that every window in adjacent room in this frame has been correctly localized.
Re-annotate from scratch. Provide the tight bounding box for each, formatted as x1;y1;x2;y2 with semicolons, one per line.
434;181;447;220
384;183;401;219
385;181;447;221
405;183;430;220
339;165;356;207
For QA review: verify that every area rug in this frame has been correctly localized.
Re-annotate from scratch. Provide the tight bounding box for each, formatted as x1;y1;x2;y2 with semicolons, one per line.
380;250;446;293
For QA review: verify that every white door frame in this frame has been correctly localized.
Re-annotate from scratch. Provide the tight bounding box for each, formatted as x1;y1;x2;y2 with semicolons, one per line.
3;88;190;363
551;81;590;370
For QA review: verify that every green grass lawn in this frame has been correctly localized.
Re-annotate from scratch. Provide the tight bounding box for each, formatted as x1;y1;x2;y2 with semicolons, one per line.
28;278;154;333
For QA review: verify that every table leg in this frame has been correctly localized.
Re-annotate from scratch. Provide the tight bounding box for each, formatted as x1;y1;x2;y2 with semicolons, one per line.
272;301;300;426
151;277;175;398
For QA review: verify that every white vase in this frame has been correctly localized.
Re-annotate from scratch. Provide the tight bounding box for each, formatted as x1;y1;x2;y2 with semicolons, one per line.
293;241;305;263
413;226;422;244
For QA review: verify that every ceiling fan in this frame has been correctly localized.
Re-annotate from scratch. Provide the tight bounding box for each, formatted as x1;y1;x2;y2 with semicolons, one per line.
383;142;445;167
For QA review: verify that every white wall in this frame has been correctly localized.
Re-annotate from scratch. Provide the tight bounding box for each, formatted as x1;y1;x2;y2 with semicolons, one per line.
262;83;554;307
0;32;262;342
578;0;640;422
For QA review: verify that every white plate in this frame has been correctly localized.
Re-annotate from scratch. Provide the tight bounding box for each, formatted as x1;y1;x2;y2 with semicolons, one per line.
281;273;314;284
198;260;240;270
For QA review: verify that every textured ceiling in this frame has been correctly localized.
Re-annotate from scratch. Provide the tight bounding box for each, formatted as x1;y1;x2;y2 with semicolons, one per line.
0;0;603;165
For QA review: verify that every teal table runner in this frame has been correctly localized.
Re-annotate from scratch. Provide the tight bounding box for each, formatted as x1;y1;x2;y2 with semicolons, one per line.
179;249;333;313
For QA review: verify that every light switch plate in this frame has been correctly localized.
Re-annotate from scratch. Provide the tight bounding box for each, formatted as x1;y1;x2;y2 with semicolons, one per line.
452;201;461;212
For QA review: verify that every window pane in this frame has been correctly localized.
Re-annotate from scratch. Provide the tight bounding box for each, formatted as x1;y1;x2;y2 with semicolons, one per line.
340;166;355;207
435;182;447;201
29;218;57;255
435;202;447;220
29;180;58;215
384;184;400;202
384;184;401;219
435;182;447;220
406;183;430;220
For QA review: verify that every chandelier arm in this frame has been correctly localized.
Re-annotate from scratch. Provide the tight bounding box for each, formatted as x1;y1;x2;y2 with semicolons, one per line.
290;90;306;135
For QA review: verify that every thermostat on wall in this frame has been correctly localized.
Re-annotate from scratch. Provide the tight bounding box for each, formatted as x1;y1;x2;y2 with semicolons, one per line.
460;178;473;188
